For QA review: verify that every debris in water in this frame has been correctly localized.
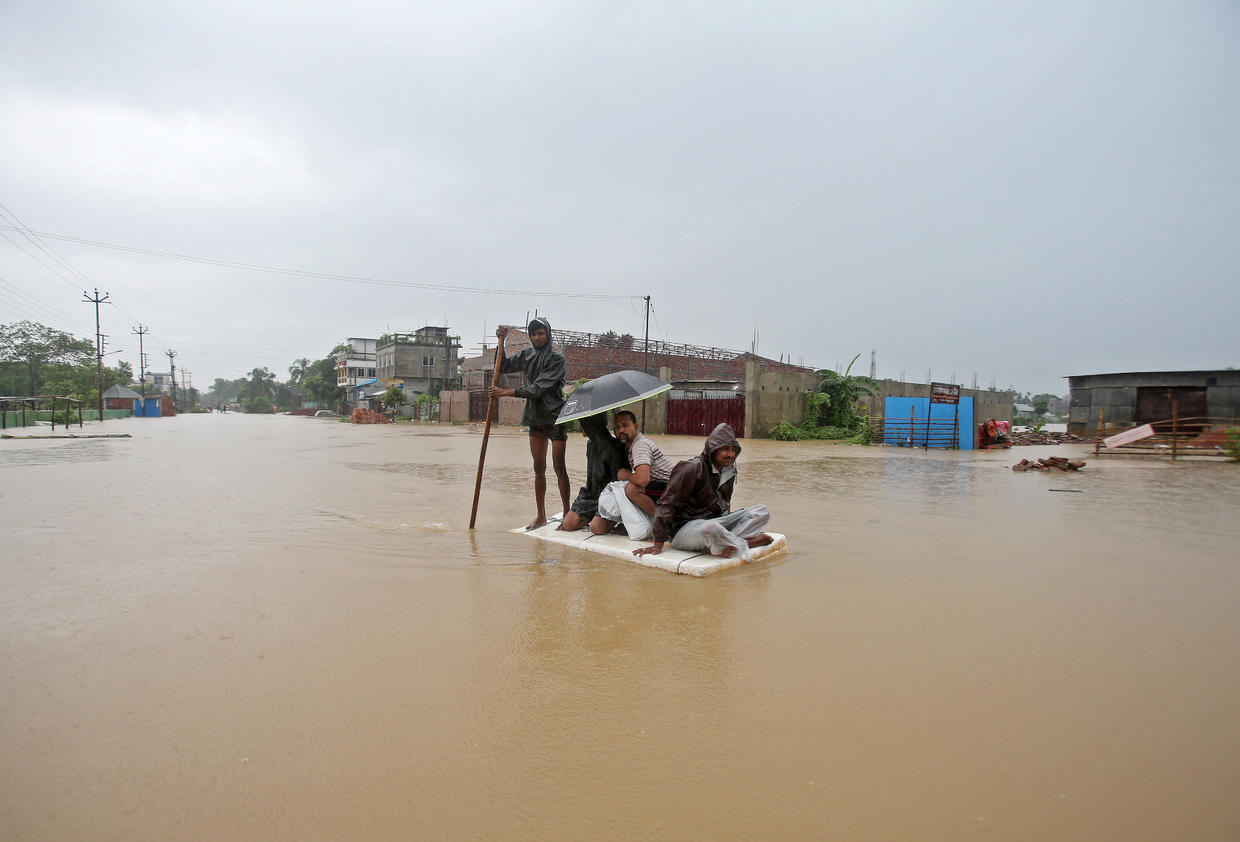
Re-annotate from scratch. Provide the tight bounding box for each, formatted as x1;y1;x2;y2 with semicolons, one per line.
1013;457;1086;472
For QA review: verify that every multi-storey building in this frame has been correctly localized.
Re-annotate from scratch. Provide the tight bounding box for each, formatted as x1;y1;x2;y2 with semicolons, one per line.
146;372;174;395
335;338;378;400
375;326;462;396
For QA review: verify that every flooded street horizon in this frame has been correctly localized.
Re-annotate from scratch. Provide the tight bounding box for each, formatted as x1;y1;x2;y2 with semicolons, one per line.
2;413;1238;840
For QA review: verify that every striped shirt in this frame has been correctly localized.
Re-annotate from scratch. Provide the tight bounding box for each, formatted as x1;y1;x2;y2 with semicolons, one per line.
628;433;675;483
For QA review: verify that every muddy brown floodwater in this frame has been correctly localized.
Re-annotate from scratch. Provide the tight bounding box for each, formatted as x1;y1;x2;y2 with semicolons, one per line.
2;413;1238;840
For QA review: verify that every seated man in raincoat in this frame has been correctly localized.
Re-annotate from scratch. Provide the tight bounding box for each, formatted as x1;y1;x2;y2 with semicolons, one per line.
633;422;773;560
558;414;630;531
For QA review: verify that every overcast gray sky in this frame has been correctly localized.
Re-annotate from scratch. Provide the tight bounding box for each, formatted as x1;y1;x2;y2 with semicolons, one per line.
2;0;1236;395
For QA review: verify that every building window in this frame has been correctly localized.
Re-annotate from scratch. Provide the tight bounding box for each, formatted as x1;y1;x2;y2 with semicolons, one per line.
423;355;433;366
368;369;375;377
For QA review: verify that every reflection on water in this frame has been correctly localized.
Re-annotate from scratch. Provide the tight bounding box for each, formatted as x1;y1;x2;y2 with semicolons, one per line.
2;415;1238;841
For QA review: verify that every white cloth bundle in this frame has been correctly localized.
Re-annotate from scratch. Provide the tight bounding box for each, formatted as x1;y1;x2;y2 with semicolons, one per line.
595;481;654;540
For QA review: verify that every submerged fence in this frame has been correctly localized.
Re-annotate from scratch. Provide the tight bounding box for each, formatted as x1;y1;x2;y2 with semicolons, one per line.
1093;414;1238;460
1;396;86;430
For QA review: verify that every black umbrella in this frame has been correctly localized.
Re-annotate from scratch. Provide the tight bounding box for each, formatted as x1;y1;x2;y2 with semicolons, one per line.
555;370;672;424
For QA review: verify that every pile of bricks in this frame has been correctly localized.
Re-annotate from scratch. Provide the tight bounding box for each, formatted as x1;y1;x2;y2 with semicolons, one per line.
1012;456;1086;472
351;408;392;424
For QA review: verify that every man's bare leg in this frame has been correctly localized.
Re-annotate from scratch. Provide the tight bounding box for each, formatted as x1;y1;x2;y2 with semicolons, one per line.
717;533;773;558
559;511;585;531
623;480;656;516
551;439;570;519
527;431;549;530
588;516;612;535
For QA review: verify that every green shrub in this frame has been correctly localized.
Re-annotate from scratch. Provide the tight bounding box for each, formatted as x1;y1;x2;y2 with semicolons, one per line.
850;417;876;445
1226;428;1240;462
768;420;812;441
812;425;855;440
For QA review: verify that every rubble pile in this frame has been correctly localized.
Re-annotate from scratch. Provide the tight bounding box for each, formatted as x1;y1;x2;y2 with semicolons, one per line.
1009;430;1092;446
1012;456;1086;472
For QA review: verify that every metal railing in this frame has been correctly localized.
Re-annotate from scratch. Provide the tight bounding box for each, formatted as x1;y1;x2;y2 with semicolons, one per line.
876;414;962;449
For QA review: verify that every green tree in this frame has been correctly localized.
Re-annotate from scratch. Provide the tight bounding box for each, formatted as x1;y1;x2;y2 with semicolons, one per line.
381;385;405;413
273;382;296;410
0;320;95;394
303;356;347;409
812;354;878;429
240;367;276;401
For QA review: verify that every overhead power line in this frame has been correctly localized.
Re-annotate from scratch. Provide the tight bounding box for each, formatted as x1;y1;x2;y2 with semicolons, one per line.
0;274;95;332
0;203;95;289
0;225;641;300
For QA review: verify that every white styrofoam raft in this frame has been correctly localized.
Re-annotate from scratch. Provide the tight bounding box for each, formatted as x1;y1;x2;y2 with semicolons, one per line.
512;520;787;576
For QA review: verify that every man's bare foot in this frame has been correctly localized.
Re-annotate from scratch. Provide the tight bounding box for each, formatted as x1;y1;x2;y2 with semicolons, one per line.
718;546;737;558
747;533;774;548
525;516;548;531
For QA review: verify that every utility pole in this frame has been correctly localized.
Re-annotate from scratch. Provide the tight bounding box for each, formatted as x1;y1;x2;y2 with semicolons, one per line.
132;324;150;398
870;349;876;380
82;288;111;422
643;295;651;374
642;294;651;429
166;349;178;407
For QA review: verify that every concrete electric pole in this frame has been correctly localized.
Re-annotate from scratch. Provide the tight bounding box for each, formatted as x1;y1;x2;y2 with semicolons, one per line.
132;324;150;398
166;349;178;407
82;288;111;422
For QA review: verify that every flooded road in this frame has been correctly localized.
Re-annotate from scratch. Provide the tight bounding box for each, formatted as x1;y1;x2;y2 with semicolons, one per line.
2;413;1238;841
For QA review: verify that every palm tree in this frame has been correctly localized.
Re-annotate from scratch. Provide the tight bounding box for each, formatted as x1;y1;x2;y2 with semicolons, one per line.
288;358;311;387
244;367;276;400
813;354;878;429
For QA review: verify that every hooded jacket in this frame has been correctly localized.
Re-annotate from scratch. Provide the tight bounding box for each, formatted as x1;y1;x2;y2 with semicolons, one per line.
499;317;566;427
570;414;630;518
650;423;741;543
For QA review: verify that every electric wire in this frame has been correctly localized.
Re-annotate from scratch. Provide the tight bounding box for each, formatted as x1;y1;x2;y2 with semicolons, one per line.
0;231;88;296
0;226;641;300
0;275;95;332
0;204;95;289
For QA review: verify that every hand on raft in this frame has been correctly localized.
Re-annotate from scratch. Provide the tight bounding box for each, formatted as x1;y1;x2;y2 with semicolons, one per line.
633;542;664;557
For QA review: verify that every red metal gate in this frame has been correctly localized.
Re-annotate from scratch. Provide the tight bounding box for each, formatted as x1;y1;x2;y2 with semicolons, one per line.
667;397;745;438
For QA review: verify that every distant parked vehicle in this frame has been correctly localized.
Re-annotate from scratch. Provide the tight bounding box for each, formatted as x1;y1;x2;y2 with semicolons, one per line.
314;410;339;418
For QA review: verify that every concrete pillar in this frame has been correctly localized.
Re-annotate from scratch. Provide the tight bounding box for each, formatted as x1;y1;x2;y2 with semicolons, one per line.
744;360;760;439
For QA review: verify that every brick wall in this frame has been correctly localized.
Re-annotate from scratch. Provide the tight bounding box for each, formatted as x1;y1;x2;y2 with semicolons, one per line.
439;390;470;423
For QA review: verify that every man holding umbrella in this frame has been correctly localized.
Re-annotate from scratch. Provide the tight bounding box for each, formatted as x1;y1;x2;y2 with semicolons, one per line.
489;318;570;530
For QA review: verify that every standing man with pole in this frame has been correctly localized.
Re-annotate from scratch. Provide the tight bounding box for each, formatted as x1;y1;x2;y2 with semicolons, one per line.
488;317;570;530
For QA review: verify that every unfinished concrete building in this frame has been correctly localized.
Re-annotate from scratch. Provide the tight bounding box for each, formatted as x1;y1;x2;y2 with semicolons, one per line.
1067;369;1240;435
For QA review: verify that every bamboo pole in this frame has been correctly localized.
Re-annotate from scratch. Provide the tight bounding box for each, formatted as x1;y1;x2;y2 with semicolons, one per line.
469;341;507;529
